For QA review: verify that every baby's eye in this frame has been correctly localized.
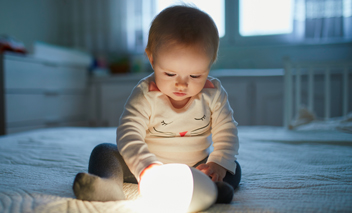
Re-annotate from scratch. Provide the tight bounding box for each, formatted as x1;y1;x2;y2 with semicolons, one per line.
194;115;206;121
190;75;201;78
165;72;176;77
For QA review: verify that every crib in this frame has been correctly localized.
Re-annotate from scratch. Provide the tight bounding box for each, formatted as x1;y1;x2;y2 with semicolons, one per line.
283;58;352;129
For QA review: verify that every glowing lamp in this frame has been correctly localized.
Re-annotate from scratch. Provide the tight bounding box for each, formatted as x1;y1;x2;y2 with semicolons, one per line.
139;163;217;213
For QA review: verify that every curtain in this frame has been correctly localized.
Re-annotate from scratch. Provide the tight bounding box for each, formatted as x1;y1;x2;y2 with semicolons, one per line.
58;0;155;57
295;0;352;40
57;0;350;55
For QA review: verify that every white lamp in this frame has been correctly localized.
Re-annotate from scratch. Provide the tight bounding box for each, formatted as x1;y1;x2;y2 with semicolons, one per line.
139;163;217;213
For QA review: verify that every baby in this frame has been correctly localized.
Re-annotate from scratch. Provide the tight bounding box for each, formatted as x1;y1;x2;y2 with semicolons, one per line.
73;5;241;204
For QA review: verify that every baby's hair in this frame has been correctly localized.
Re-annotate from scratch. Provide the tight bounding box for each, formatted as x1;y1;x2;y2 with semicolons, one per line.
146;5;219;63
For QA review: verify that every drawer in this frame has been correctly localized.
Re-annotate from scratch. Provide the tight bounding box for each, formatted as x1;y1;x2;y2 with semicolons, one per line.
6;94;46;123
4;59;49;90
4;58;87;90
6;93;88;124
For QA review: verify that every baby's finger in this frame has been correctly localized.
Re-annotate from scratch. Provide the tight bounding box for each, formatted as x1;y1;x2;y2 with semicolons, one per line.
196;164;209;171
202;168;214;177
211;173;219;182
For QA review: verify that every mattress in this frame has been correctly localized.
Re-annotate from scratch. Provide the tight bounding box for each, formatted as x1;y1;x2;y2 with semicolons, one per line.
0;126;351;213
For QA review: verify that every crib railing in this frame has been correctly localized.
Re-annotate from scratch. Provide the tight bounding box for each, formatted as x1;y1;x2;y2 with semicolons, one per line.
283;58;352;129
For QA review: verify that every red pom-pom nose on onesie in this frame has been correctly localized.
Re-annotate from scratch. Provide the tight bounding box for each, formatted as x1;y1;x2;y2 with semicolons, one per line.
179;131;188;137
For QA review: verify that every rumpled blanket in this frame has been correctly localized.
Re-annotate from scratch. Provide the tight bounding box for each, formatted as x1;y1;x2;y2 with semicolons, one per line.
1;127;351;212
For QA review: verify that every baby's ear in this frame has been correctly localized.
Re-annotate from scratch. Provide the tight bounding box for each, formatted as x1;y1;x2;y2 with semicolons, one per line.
145;49;154;68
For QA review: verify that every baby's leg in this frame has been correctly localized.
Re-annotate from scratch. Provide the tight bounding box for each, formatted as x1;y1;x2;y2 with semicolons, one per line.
73;143;126;201
223;161;241;190
215;161;241;203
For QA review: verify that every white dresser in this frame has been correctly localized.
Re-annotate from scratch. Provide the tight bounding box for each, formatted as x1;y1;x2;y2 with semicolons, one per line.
1;53;89;134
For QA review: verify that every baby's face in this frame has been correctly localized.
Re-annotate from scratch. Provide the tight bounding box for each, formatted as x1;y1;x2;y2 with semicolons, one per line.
148;44;212;108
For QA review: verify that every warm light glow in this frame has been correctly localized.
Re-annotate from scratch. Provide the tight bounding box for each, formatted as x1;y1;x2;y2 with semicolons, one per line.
139;164;194;213
138;163;217;213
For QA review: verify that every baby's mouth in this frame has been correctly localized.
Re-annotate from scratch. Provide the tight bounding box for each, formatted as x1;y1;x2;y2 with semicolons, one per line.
173;92;186;97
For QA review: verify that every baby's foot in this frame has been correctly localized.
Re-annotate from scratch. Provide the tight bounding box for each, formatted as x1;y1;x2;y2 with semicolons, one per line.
73;172;125;201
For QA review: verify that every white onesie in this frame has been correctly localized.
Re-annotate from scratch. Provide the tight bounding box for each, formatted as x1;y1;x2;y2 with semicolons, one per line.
116;73;239;180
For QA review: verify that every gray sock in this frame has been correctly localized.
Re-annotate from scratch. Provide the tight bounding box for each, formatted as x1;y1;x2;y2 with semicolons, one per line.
73;172;125;201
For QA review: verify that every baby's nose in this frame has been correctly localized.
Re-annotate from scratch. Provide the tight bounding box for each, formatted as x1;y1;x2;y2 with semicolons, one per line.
175;80;188;89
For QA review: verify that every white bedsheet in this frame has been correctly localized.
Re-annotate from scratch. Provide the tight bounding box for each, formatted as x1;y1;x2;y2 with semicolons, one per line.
0;127;351;212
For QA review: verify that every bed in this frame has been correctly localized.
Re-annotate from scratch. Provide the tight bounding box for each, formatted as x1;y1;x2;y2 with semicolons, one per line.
0;125;351;213
1;59;352;213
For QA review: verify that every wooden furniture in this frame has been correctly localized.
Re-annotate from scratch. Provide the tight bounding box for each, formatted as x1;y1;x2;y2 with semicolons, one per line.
1;53;89;134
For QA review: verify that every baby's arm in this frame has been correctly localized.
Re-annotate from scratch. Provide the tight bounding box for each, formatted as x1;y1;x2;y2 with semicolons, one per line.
117;85;161;181
208;80;239;175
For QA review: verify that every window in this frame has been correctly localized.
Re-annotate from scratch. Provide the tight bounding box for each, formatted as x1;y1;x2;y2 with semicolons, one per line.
239;0;293;37
226;0;352;46
129;0;351;53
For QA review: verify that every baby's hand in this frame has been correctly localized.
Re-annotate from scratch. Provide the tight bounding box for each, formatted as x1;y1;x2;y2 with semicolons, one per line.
196;162;227;182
